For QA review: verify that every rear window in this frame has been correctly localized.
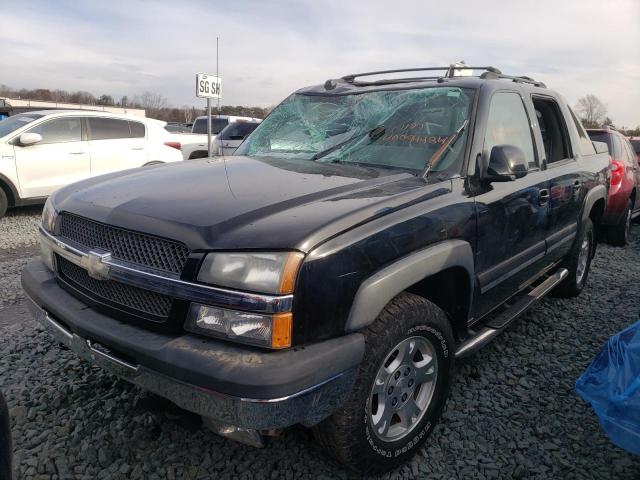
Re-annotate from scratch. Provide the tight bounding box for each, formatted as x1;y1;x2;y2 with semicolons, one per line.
192;117;229;135
129;121;146;138
219;122;259;140
587;131;612;154
88;118;131;140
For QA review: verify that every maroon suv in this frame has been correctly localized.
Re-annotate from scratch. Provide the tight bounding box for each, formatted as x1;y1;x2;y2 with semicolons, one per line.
587;128;640;246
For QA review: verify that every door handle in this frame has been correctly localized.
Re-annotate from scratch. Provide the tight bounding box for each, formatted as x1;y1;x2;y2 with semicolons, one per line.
539;189;550;206
69;151;85;155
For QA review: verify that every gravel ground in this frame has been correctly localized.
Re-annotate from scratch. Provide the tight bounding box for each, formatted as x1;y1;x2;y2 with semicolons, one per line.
1;206;640;480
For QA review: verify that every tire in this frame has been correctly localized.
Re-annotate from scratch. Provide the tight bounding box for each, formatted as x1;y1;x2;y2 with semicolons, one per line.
607;200;632;247
0;390;12;480
313;292;455;474
551;217;594;298
0;188;7;220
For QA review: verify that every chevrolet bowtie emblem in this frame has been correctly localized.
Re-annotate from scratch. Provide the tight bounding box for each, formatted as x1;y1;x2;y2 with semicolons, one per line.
82;250;112;280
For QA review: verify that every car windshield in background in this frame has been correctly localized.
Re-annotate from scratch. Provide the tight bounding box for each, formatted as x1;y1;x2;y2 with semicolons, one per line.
236;87;475;174
192;118;229;134
631;139;640;154
0;114;44;137
219;121;260;140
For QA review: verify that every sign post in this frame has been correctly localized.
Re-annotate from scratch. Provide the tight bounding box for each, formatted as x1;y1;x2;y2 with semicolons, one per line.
195;73;222;157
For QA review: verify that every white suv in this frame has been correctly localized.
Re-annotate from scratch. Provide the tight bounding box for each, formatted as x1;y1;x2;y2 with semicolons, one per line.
0;110;182;218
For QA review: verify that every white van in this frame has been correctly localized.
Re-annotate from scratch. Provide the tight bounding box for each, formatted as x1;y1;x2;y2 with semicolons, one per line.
0;110;182;218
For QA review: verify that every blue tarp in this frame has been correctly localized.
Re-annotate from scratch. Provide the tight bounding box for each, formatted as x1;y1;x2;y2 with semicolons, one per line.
576;320;640;455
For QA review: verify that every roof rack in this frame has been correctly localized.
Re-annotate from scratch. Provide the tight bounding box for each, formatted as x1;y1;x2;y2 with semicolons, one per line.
325;65;546;89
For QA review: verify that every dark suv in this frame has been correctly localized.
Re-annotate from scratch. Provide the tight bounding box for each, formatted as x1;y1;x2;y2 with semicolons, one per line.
22;66;609;474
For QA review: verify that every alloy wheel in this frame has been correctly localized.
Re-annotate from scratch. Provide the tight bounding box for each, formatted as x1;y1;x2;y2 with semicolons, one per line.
368;336;438;442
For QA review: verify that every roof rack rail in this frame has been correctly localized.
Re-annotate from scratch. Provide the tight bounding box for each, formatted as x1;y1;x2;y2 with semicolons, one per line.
340;66;501;84
326;65;546;89
479;71;546;88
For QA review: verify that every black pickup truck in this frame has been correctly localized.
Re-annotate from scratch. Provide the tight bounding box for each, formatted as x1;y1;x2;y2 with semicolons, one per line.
22;66;610;474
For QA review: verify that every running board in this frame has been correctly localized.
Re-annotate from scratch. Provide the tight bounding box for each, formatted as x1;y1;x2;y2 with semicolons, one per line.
455;268;568;358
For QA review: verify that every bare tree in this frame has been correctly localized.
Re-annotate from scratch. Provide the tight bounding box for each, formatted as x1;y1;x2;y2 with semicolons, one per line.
182;105;198;123
575;94;607;128
97;94;114;106
133;92;168;117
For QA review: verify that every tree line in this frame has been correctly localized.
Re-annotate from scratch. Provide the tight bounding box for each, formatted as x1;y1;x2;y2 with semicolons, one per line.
0;85;271;123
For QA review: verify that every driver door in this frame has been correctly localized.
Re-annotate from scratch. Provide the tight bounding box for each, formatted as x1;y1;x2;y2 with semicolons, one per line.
14;116;90;198
472;91;550;317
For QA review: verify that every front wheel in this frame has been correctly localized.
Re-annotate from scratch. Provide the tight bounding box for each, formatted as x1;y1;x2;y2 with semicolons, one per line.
313;293;455;474
552;217;594;298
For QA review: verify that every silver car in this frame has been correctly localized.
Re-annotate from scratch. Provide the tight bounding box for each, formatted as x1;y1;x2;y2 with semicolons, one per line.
212;120;261;156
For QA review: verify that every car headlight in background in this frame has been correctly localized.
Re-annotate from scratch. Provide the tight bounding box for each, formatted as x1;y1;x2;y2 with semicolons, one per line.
185;304;293;349
197;251;304;294
39;197;58;271
41;197;57;233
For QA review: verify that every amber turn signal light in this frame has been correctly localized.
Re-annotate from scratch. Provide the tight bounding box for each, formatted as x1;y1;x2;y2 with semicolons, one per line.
278;252;305;294
271;312;293;349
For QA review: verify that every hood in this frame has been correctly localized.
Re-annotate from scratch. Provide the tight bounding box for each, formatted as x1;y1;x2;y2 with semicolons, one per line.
53;156;447;252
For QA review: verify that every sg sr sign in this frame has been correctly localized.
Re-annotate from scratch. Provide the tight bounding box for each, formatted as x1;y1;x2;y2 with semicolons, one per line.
196;73;222;99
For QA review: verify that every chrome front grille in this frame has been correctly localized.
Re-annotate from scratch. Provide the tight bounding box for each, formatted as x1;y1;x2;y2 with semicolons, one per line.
58;256;173;319
58;213;190;275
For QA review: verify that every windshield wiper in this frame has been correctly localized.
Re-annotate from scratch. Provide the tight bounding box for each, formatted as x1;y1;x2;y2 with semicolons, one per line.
312;125;386;161
422;119;469;179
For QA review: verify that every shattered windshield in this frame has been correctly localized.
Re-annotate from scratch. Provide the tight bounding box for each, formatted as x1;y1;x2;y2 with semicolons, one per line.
236;86;475;174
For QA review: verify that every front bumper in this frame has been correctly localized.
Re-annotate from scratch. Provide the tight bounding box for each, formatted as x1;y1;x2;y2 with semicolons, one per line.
22;259;364;430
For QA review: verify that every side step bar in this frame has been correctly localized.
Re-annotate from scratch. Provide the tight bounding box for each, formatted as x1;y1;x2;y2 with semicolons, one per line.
455;268;568;358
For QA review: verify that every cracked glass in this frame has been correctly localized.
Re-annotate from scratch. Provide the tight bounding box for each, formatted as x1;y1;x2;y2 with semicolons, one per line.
236;86;475;175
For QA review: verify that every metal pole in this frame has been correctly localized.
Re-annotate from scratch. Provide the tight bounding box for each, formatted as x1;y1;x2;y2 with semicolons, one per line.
207;97;211;158
216;37;220;116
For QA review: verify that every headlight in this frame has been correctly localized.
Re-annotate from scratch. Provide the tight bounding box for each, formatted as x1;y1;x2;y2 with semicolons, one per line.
39;198;58;271
186;304;292;349
197;251;304;294
41;197;57;233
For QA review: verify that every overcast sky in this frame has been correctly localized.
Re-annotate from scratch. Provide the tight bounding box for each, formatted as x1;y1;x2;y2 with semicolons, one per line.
1;0;638;126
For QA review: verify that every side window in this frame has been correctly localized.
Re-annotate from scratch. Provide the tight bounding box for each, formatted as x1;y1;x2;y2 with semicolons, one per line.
622;138;637;165
484;92;537;168
129;121;146;138
88;118;131;140
567;107;596;156
28;117;82;144
532;96;571;164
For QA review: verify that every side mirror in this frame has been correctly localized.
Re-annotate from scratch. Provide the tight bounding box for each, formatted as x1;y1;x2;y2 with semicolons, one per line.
484;144;528;182
19;132;42;146
592;140;609;155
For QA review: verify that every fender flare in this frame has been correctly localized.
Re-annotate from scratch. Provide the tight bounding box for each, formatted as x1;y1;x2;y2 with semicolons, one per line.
345;239;474;332
581;184;607;223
